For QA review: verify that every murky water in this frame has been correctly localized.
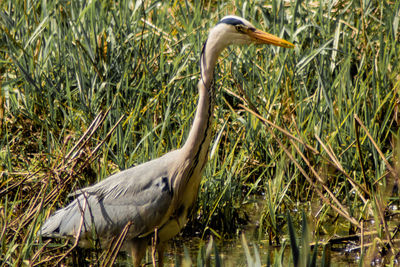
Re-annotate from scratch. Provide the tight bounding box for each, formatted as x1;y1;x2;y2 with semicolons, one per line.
162;236;361;266
111;199;399;266
159;200;400;266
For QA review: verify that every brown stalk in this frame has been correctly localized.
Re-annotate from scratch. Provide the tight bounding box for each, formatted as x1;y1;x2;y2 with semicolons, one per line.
354;119;369;192
30;239;51;264
314;134;369;203
54;193;87;265
239;96;360;227
361;220;365;257
0;170;40;198
354;114;398;177
76;115;125;175
11;180;47;235
239;104;319;155
289;139;358;223
62;112;103;163
62;102;113;167
277;134;359;227
359;238;400;256
374;194;395;253
354;114;396;252
152;228;158;267
59;99;115;172
101;221;133;267
31;240;70;266
43;112;123;214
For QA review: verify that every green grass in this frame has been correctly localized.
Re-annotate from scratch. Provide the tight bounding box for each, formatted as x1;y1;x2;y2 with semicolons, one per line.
1;0;399;265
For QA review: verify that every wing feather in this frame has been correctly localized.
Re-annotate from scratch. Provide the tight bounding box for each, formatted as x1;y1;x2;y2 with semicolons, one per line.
40;150;180;242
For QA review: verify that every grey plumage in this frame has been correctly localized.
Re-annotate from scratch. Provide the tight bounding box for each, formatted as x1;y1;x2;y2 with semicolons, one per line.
39;15;294;266
40;150;179;242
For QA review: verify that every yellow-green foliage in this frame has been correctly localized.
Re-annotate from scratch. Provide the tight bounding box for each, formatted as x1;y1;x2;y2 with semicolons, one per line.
1;0;399;265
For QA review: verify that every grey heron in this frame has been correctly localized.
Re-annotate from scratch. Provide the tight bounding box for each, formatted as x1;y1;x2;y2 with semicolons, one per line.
40;15;294;266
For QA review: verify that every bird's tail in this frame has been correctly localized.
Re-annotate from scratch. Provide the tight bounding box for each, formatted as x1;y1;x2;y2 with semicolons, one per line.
39;199;85;237
40;208;68;237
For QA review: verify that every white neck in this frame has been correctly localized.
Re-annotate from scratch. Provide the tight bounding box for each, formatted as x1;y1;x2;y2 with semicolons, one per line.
182;30;229;159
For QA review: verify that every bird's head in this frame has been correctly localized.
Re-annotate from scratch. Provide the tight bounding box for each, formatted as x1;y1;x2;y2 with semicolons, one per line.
200;15;294;86
209;15;294;49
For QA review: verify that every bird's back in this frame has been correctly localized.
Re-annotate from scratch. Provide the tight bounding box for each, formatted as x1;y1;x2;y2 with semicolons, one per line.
40;149;182;246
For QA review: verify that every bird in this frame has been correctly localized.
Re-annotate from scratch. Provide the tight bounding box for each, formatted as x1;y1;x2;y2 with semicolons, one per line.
39;15;294;266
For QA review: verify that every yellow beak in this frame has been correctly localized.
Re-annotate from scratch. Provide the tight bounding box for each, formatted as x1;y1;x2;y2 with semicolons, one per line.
248;29;294;48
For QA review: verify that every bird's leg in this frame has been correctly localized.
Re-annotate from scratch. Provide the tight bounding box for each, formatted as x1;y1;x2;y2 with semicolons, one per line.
130;238;147;267
157;241;167;267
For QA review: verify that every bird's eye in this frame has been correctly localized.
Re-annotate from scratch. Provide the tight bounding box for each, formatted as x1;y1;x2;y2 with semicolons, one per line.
235;25;247;33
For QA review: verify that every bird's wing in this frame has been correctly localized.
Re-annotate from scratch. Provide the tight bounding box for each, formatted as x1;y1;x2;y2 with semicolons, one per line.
40;151;179;240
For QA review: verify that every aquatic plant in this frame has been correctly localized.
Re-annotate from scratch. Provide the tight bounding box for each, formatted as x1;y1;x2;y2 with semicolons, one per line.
1;0;399;265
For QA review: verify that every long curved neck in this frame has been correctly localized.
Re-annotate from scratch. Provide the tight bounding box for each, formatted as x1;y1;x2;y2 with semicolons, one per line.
182;38;224;160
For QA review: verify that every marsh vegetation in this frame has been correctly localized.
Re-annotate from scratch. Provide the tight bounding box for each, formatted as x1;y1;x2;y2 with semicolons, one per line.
1;0;399;265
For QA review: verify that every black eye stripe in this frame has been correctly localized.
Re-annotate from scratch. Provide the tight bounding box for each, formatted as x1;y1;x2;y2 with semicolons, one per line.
217;17;245;26
235;25;246;33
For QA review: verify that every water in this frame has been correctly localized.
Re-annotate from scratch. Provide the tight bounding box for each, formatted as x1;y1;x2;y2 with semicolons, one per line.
109;199;400;266
158;199;400;266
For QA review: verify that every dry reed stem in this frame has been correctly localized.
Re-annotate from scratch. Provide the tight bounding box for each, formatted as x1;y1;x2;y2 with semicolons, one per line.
78;115;125;173
54;193;87;265
314;134;369;202
62;112;103;163
354;114;398;177
0;170;39;198
354;114;397;253
240;102;360;227
278;134;360;227
151;228;158;267
43;109;122;211
351;239;400;253
355;119;369;193
361;220;365;258
239;104;319;155
30;239;51;264
101;221;133;267
289;139;359;221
